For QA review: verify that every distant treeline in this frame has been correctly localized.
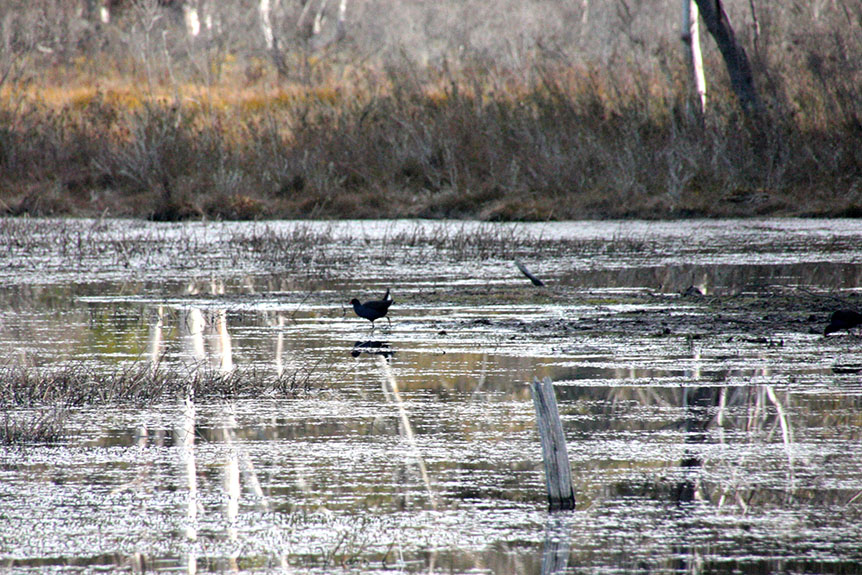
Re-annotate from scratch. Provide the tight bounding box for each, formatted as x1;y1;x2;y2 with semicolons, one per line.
0;0;859;220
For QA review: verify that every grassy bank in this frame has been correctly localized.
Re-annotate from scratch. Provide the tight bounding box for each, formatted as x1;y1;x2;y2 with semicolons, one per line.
1;50;859;221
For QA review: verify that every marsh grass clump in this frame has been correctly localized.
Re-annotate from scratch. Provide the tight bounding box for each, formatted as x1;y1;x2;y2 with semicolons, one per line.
1;408;68;445
377;222;666;263
233;223;345;270
379;222;541;261
0;362;308;409
0;362;313;444
229;221;557;272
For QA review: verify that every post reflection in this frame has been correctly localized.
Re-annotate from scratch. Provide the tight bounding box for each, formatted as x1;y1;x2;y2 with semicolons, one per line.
177;386;198;573
376;355;437;510
541;513;574;575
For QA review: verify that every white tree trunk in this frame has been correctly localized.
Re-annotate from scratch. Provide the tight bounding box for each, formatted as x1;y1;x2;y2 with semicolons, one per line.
259;0;274;50
335;0;347;40
681;0;707;113
693;0;761;113
85;0;110;24
297;0;314;29
312;0;329;37
183;2;201;38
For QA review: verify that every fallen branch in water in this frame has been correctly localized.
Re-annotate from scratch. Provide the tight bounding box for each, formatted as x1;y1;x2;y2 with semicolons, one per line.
515;259;545;287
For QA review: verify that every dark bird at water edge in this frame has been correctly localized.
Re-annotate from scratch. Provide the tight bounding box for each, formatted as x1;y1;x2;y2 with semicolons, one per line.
824;309;862;336
350;289;393;329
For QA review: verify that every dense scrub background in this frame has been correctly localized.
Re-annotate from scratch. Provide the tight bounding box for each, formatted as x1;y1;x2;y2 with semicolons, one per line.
0;0;859;220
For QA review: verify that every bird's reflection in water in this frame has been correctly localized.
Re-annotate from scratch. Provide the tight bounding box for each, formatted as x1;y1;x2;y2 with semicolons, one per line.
351;340;395;359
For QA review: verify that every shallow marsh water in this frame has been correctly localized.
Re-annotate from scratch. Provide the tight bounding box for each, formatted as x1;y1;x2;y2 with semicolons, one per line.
1;218;862;574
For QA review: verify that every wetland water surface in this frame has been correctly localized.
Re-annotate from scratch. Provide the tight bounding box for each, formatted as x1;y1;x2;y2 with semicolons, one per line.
1;218;862;574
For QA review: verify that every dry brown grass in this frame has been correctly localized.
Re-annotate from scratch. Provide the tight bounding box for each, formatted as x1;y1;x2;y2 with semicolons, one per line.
0;45;859;220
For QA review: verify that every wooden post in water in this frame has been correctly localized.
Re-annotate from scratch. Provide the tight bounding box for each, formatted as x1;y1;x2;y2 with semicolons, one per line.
531;377;575;511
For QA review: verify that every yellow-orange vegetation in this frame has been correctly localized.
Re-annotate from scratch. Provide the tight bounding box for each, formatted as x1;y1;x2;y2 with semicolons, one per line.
0;51;858;220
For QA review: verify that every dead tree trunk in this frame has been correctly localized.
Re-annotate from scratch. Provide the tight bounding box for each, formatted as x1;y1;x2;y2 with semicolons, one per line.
692;0;761;113
335;0;347;42
307;0;348;49
312;0;328;37
82;0;111;24
183;0;202;38
260;0;289;77
681;0;707;114
259;0;276;50
531;377;576;511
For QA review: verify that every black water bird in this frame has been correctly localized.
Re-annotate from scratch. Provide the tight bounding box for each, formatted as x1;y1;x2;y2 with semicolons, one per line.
682;285;703;297
350;289;393;329
824;309;862;336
